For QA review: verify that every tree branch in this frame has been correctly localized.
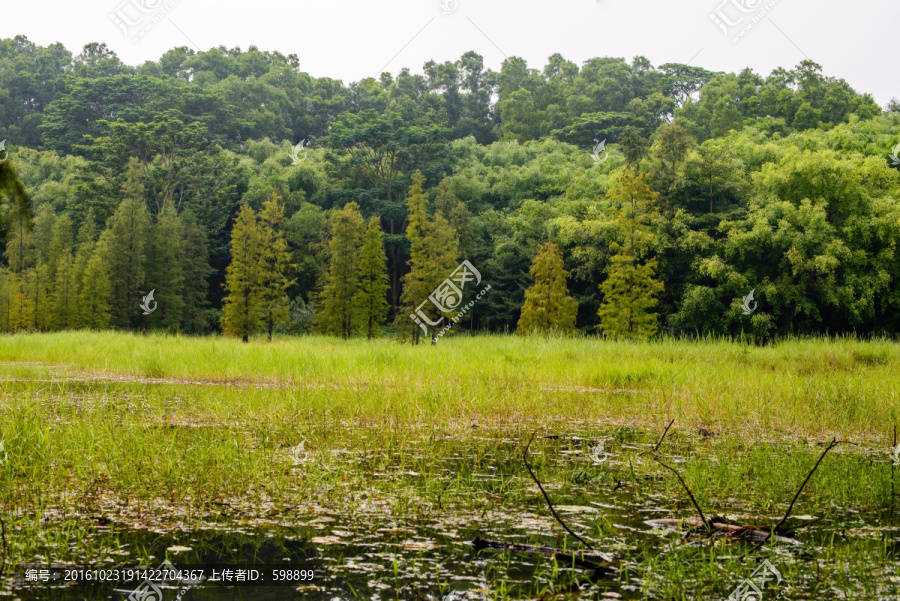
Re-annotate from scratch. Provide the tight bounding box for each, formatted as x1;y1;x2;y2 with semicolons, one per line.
522;431;594;549
653;419;676;452
652;455;709;530
770;438;840;537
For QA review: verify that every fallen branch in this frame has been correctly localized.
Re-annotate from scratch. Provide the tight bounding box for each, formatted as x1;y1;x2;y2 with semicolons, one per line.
644;519;800;546
769;437;840;538
522;431;594;550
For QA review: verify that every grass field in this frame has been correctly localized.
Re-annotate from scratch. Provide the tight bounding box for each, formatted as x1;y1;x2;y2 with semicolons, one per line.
1;332;898;599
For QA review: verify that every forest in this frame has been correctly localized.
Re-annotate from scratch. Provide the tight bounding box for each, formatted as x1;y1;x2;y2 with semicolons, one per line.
1;35;899;341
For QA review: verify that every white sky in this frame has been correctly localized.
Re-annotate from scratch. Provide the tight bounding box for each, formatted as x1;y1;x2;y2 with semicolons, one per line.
2;0;897;106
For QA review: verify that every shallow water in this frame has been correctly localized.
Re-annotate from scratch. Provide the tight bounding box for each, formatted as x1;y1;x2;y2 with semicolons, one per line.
8;429;900;600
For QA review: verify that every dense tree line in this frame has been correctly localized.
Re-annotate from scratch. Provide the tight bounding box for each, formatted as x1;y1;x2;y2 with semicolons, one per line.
1;36;899;340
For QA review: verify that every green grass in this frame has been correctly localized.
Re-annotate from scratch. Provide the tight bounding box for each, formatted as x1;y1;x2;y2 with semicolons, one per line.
0;332;898;599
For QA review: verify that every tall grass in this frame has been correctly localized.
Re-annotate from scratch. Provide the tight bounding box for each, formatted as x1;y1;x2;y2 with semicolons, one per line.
0;331;896;438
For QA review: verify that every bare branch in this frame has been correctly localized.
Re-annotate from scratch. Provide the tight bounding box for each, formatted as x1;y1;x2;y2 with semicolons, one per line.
770;438;840;537
522;431;594;549
652;455;709;530
654;419;676;452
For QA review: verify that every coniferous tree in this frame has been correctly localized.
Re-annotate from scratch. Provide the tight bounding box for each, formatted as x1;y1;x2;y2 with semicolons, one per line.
0;270;27;331
46;214;75;314
79;251;112;329
71;214;98;329
180;210;211;333
0;269;11;332
27;264;52;330
146;203;186;331
422;211;460;343
435;178;474;259
30;206;56;329
598;166;664;340
399;172;461;344
32;206;56;268
517;241;578;335
5;214;31;274
315;202;364;339
399;172;430;344
353;217;390;339
99;160;151;328
8;271;28;331
51;250;77;329
221;204;262;342
257;189;295;341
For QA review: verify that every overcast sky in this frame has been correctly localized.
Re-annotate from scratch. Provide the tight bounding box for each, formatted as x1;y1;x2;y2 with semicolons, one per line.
3;0;897;106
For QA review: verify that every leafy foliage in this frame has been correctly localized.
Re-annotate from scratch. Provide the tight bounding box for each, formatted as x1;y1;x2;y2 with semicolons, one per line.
518;242;578;335
0;37;897;339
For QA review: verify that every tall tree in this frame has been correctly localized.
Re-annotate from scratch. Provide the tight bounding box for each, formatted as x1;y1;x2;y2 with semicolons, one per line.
78;251;112;329
51;250;77;329
598;166;664;340
620;125;649;166
421;211;460;343
435;178;474;260
315;202;364;339
71;214;98;329
180;210;211;333
257;189;295;341
649;123;693;205
398;173;429;343
221;204;262;342
353;217;390;339
146;203;186;331
99;159;151;328
399;172;459;344
47;213;74;286
517;241;578;335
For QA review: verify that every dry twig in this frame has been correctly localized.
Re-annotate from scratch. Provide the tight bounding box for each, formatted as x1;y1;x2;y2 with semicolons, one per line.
769;437;840;538
522;430;594;549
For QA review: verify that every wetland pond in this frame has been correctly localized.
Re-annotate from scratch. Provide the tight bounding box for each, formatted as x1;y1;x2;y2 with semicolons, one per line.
6;427;900;600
